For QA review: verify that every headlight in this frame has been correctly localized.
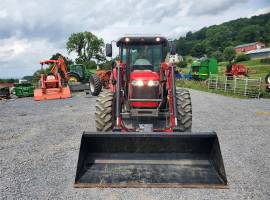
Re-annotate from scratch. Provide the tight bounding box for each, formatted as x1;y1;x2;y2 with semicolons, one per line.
148;80;159;87
131;80;144;86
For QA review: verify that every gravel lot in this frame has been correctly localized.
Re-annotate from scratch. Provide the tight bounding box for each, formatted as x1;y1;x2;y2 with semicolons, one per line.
0;90;270;200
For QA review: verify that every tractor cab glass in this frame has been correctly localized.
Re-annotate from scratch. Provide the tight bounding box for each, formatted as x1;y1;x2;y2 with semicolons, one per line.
69;64;84;77
120;44;163;72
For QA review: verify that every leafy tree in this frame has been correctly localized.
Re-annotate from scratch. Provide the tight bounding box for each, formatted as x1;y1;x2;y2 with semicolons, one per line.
66;31;105;63
223;46;236;62
235;53;250;62
211;51;224;62
22;76;33;82
191;43;206;57
174;12;270;57
50;53;73;66
237;25;262;42
32;69;46;84
177;60;187;68
99;56;120;70
0;78;19;83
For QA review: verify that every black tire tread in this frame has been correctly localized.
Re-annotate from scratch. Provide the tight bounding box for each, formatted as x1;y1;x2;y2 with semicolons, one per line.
176;89;192;132
95;91;114;132
90;75;102;96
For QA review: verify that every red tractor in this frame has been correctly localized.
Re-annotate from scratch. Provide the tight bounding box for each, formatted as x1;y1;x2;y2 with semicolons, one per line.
74;36;227;188
97;37;192;132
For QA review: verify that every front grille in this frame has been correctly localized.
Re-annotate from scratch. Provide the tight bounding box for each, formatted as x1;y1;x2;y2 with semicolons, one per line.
132;86;159;99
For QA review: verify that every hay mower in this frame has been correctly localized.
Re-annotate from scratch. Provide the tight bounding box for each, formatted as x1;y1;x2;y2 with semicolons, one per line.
74;36;227;188
226;63;248;77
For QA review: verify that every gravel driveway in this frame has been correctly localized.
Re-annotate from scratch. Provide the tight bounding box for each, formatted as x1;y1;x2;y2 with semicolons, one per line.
0;90;269;200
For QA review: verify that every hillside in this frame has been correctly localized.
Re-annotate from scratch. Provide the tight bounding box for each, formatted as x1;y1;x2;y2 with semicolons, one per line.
175;12;270;57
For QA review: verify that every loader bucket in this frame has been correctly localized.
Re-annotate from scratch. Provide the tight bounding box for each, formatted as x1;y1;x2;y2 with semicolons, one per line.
74;132;227;188
34;87;71;101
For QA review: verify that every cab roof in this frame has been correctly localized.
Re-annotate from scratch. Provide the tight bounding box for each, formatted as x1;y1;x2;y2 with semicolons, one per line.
116;35;168;47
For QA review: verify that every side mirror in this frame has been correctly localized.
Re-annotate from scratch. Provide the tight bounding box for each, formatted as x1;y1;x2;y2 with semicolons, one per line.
105;43;112;57
168;41;176;55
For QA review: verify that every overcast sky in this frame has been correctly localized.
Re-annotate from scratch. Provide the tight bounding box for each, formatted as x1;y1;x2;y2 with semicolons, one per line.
0;0;269;78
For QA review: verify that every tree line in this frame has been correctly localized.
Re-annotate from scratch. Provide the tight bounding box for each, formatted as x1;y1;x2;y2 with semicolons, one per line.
175;12;270;60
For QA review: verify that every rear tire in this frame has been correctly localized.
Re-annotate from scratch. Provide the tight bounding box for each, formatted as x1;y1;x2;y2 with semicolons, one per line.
95;91;115;131
265;73;270;91
89;74;102;96
176;89;192;132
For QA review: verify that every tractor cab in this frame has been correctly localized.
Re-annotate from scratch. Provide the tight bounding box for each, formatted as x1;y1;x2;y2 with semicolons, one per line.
116;36;168;72
112;36;168;109
69;64;85;79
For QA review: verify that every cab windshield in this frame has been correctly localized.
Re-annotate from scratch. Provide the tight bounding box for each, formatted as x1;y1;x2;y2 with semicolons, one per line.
122;44;162;72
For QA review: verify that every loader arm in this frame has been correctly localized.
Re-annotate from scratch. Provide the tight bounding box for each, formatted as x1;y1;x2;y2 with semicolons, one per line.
40;57;69;81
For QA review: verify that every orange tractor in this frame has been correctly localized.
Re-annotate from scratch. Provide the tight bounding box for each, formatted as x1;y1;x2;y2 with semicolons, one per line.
34;57;71;101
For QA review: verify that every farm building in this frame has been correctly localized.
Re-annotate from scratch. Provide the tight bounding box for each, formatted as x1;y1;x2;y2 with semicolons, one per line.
234;42;265;53
245;47;270;59
0;83;14;88
166;53;183;63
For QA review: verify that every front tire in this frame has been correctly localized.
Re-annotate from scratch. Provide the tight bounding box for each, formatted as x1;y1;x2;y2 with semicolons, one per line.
176;89;192;132
67;72;81;84
95;91;115;131
89;74;102;96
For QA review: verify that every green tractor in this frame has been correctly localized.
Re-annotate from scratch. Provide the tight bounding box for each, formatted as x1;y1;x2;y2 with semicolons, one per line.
67;64;102;95
191;58;218;80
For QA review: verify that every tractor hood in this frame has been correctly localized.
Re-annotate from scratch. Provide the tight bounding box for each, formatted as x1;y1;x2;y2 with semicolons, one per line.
130;70;159;81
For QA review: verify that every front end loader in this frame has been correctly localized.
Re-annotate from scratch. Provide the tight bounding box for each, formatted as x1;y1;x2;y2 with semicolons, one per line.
34;57;71;101
74;36;227;188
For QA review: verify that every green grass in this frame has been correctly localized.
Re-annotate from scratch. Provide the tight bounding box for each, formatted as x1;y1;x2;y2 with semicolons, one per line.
176;80;250;99
178;58;270;98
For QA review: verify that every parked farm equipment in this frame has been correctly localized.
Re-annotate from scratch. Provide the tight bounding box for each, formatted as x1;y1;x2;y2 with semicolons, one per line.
0;87;10;99
67;64;109;96
74;36;227;188
14;82;34;97
226;63;248;77
191;58;218;80
67;64;101;95
34;57;71;101
89;70;110;96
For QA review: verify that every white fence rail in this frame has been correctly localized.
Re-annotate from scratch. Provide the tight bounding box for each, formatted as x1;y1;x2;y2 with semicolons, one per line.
208;75;262;98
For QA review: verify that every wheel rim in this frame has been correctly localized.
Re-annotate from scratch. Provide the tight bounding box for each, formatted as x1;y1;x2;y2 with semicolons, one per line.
68;76;78;83
90;81;95;92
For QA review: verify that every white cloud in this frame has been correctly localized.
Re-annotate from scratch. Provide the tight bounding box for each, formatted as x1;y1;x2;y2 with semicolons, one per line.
188;0;248;16
0;38;30;61
252;6;270;16
0;9;7;18
0;0;269;78
0;38;67;78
